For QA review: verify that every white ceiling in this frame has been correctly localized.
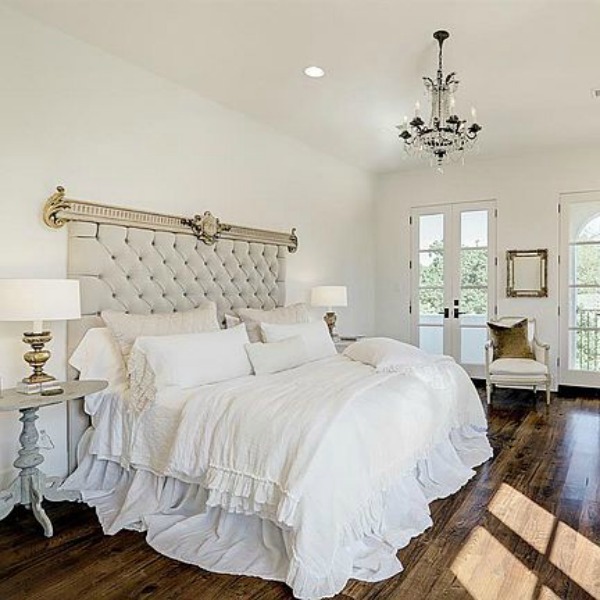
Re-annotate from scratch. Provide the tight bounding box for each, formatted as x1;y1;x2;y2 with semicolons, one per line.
7;0;600;172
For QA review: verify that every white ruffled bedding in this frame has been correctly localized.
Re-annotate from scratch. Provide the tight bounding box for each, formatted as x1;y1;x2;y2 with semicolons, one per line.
64;352;492;600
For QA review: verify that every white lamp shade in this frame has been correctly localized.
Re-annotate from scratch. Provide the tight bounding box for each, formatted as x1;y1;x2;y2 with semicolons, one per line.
0;279;81;323
311;285;348;308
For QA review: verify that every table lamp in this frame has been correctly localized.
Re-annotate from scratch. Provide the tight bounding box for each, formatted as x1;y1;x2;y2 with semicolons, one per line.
311;285;348;339
0;279;80;394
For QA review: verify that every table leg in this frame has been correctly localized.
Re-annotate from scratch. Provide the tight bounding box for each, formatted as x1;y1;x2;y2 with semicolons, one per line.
0;407;80;537
13;407;54;537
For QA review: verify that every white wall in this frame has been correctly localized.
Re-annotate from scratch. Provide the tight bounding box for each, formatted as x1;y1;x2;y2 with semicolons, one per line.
0;7;375;484
375;147;600;385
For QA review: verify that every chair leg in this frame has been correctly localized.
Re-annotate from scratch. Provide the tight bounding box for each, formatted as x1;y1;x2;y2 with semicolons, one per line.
546;381;551;406
486;382;492;405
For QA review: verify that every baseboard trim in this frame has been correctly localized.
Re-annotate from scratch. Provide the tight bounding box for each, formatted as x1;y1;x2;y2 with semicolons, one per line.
558;385;600;398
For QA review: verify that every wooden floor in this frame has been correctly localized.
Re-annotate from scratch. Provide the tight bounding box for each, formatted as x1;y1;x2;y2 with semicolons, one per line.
1;389;599;600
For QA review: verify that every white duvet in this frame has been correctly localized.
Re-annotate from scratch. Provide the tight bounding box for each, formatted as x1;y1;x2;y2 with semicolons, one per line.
66;350;492;599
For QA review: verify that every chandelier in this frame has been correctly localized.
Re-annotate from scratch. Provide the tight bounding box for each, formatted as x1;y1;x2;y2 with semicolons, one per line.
397;30;481;171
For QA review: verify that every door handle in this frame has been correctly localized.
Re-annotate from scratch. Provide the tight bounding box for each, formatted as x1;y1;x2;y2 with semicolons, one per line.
453;308;466;318
438;308;450;318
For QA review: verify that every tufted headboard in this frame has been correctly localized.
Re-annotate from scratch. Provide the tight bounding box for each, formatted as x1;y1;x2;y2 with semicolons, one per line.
67;221;288;359
43;187;298;470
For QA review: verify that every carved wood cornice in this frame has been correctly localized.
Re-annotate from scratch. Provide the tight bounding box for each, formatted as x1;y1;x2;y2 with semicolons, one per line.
43;186;298;252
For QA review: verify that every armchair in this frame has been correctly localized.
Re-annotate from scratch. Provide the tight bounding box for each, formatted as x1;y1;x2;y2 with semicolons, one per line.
485;317;551;406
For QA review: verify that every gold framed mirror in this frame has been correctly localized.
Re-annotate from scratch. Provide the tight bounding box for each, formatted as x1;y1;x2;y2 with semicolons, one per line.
506;249;548;297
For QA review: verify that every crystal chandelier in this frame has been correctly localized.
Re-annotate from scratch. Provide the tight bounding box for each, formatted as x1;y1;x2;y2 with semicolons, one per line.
397;30;481;171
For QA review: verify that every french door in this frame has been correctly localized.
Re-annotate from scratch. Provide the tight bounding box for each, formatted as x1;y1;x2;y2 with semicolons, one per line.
410;201;497;378
559;192;600;387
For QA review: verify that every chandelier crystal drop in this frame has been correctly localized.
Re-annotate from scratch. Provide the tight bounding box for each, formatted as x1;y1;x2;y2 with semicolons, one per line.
397;30;482;171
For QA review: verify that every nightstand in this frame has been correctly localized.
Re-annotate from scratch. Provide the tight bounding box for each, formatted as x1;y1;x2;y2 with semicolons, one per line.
0;379;107;537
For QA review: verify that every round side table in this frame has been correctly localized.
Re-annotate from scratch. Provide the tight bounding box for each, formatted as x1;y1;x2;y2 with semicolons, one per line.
0;379;107;537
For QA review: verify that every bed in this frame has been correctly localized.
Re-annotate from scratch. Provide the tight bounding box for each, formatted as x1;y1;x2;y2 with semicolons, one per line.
44;188;493;600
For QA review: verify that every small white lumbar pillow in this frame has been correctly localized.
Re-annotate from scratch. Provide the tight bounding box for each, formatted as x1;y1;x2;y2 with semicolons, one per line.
128;324;252;412
343;337;439;372
102;302;220;359
236;303;310;343
69;327;126;391
245;336;309;375
260;320;336;362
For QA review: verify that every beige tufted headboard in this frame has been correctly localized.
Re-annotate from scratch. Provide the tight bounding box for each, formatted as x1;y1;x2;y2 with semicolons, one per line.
42;187;298;470
67;221;287;359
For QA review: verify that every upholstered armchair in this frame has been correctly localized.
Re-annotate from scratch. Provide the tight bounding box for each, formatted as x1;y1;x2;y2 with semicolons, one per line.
485;317;551;406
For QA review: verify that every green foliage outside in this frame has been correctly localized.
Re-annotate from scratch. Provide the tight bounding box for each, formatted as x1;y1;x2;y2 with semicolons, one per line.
419;240;487;316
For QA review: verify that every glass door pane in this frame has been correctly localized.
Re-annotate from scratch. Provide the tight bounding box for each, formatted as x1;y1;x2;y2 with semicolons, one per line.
457;209;491;369
416;212;446;355
567;208;600;372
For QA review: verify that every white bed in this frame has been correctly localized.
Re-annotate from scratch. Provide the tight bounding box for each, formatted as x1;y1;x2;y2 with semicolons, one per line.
63;338;491;599
46;192;492;599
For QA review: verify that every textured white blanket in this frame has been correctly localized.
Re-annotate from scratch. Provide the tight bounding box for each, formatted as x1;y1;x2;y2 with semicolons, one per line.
99;353;489;597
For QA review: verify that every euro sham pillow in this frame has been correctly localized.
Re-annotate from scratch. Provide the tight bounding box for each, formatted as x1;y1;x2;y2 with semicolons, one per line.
260;320;336;362
236;303;310;343
69;327;126;391
102;302;220;359
128;324;252;412
245;336;309;375
343;337;434;372
487;319;534;359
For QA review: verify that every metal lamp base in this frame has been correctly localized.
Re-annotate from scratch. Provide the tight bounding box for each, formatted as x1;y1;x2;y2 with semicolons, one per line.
18;331;61;395
324;311;337;339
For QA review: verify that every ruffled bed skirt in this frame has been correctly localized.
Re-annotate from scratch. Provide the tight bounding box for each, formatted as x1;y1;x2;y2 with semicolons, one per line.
63;425;492;600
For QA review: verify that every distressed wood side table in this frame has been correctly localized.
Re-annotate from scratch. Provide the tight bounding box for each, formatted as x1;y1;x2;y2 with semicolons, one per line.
0;379;107;537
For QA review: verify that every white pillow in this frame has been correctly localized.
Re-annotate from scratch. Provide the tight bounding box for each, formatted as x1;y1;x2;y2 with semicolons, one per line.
245;336;309;375
102;302;220;359
69;327;126;390
260;320;336;362
343;337;432;372
237;303;310;343
128;324;252;412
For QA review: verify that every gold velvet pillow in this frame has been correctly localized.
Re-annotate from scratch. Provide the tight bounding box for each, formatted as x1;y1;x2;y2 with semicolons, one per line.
487;319;534;359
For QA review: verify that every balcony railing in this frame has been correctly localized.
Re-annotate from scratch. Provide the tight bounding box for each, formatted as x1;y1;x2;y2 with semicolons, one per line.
575;308;600;371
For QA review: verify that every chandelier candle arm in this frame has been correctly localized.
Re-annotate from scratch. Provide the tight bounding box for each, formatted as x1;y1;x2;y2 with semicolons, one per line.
396;29;482;170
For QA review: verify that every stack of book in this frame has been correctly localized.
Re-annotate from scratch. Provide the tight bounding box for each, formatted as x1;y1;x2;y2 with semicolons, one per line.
16;380;63;395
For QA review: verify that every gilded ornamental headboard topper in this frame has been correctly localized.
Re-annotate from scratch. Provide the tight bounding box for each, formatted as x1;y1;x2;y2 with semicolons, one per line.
43;186;298;252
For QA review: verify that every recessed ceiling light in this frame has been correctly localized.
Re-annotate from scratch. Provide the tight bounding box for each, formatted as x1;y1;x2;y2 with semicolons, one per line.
304;66;325;78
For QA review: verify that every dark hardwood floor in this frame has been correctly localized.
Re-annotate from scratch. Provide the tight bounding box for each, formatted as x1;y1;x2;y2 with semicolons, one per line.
1;389;598;600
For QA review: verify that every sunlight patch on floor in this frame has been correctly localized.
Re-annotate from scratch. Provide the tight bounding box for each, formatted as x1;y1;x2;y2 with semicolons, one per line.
451;483;600;600
451;526;538;600
488;482;555;553
550;520;600;598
